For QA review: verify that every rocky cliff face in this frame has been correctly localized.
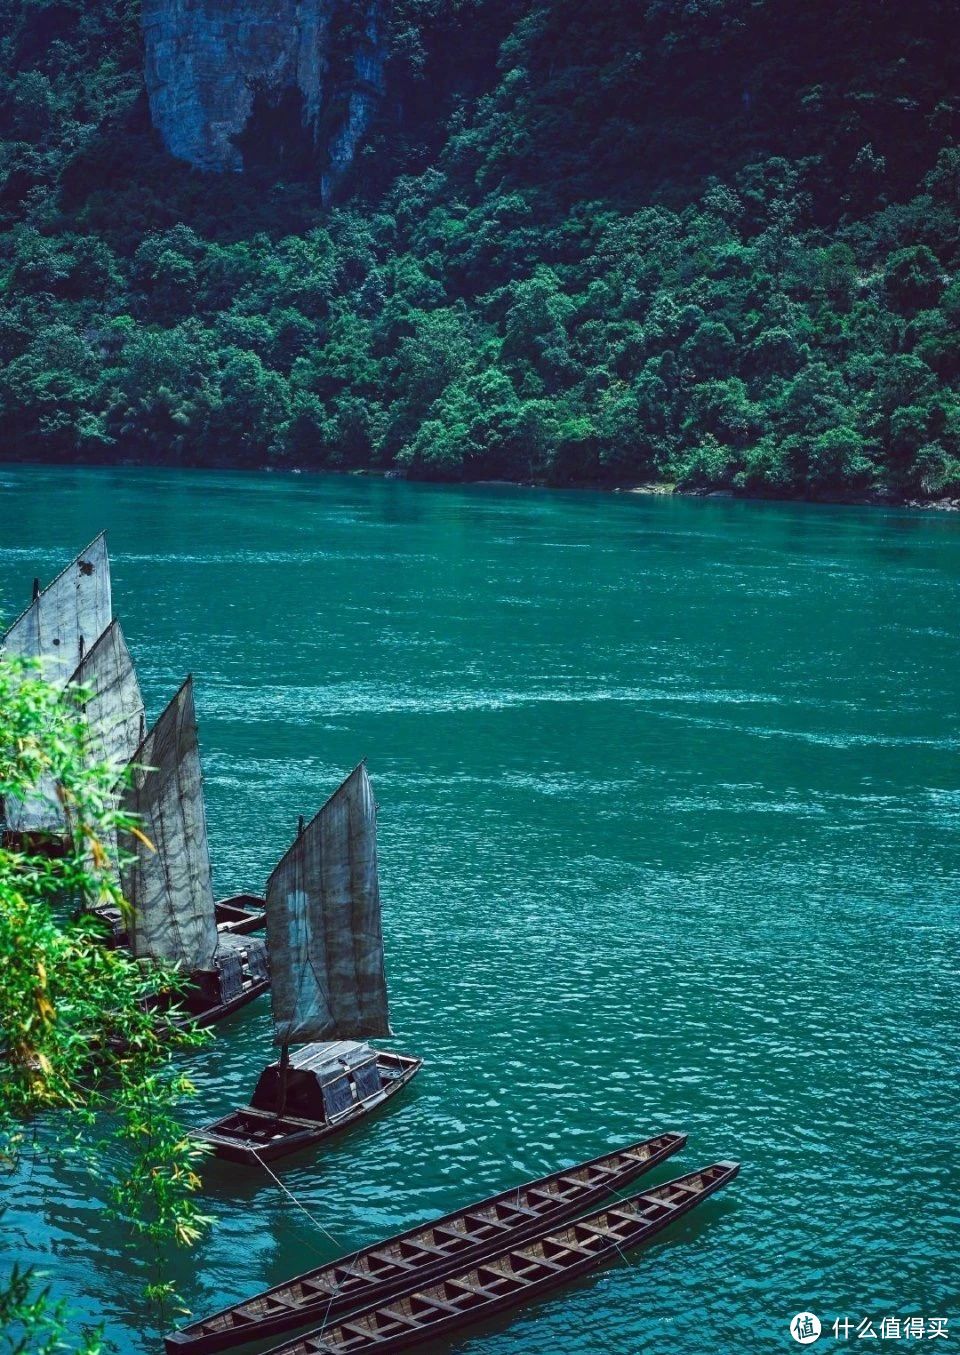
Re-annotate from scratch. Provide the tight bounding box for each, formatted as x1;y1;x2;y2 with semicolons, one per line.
142;0;387;201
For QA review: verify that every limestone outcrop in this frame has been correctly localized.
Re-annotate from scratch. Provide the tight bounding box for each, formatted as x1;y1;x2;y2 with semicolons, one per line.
141;0;387;201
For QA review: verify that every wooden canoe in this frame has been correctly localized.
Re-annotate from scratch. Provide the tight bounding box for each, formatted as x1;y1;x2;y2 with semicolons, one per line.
256;1162;739;1355
164;1132;686;1355
193;1050;423;1165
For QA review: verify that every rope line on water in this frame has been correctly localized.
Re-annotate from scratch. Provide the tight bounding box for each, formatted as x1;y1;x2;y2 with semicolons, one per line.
247;1147;360;1337
251;1148;343;1250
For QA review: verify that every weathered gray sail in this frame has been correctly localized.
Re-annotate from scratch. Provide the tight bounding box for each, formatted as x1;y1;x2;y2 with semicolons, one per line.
2;533;111;689
70;619;146;775
119;676;219;971
1;534;112;833
266;763;391;1046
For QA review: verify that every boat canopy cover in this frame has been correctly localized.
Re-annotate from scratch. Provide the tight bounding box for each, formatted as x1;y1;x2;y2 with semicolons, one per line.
1;534;112;832
2;533;111;688
119;676;219;971
266;763;391;1047
69;619;145;775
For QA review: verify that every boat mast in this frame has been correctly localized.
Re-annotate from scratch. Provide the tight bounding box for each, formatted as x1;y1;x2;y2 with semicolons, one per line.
275;813;306;1120
276;1044;291;1118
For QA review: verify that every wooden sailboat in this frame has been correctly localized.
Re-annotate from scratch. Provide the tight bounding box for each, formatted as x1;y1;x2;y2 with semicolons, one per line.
250;1163;739;1355
165;1133;688;1354
1;533;112;851
116;676;270;1026
74;630;264;939
195;763;422;1163
0;534;264;933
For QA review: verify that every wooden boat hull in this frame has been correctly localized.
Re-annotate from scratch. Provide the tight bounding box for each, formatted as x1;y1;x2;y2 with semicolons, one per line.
256;1162;739;1355
135;971;270;1037
164;1132;687;1355
115;934;271;1043
214;895;266;935
185;974;271;1029
194;1051;422;1165
93;894;266;949
1;828;70;858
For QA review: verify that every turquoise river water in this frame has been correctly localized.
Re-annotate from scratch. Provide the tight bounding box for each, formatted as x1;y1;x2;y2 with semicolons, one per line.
0;465;958;1354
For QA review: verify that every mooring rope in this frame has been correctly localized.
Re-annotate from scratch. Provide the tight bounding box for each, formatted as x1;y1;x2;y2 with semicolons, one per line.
251;1148;343;1250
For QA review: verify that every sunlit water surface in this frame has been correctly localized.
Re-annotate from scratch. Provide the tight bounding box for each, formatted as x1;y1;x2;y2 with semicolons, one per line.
1;467;958;1353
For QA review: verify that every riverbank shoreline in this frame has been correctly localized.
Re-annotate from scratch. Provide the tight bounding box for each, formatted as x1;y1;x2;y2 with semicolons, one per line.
2;454;958;513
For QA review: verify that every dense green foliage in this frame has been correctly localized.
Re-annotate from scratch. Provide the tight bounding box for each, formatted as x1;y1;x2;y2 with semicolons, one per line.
1;0;958;498
1;1264;107;1354
0;656;210;1346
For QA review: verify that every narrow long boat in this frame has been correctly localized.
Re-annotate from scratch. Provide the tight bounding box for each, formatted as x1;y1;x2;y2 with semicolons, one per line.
256;1162;739;1355
164;1133;686;1355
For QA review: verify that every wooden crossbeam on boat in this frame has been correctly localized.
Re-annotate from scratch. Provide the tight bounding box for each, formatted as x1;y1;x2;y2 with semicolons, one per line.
463;1211;511;1232
331;1264;376;1286
428;1223;473;1243
494;1200;542;1221
546;1235;598;1259
367;1251;416;1273
377;1307;422;1328
399;1238;447;1259
445;1277;499;1301
249;1163;740;1355
163;1132;688;1354
527;1185;568;1203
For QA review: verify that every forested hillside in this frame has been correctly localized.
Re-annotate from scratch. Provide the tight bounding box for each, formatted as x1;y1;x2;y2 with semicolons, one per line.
1;0;959;499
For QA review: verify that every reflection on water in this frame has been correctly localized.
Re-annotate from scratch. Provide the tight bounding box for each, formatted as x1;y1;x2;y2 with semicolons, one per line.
1;469;958;1354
